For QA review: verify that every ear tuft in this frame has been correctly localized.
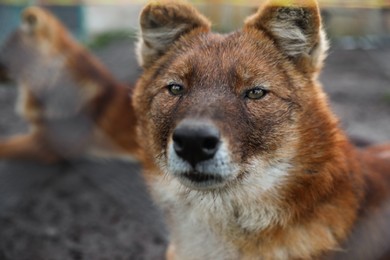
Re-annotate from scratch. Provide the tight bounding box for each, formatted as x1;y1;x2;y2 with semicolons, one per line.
245;0;328;74
136;0;211;68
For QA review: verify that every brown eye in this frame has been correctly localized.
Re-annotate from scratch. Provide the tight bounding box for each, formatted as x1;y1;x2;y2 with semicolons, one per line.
245;87;267;100
167;83;185;96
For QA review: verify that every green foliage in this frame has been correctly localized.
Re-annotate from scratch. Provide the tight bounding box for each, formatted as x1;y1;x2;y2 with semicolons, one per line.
87;30;137;49
0;0;79;3
382;91;390;103
0;0;28;4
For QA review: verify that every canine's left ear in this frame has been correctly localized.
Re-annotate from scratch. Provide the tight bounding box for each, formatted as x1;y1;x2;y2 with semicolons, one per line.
245;0;328;73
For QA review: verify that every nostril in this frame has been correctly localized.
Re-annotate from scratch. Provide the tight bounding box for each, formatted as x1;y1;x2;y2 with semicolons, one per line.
173;134;184;152
203;136;219;152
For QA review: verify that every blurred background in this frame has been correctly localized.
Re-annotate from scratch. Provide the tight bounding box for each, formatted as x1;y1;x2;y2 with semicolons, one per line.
1;0;390;46
0;1;389;259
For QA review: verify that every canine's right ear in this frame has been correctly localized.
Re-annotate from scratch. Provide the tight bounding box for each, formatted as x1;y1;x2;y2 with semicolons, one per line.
136;0;211;68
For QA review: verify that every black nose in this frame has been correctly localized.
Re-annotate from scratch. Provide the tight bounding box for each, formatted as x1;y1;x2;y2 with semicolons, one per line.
172;120;220;167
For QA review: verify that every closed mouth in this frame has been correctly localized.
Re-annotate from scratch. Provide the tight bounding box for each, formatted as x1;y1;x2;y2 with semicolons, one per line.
182;171;223;183
176;171;227;190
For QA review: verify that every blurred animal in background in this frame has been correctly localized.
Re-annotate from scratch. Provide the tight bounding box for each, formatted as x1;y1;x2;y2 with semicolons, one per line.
0;7;140;163
134;0;390;259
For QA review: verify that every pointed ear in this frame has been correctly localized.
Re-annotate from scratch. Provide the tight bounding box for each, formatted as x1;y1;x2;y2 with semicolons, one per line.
245;0;328;73
136;0;211;68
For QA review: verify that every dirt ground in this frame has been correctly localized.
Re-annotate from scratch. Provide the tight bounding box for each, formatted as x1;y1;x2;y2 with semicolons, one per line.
0;39;389;260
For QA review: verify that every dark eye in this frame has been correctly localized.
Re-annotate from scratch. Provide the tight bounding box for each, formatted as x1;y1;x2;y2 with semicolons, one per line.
167;83;185;96
245;87;267;100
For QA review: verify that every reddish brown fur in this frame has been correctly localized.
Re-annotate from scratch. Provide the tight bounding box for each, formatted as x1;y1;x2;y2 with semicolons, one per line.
0;7;140;163
134;1;390;259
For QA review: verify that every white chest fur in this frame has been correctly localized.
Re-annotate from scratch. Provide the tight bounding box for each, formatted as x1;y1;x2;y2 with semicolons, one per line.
150;160;291;259
152;177;240;260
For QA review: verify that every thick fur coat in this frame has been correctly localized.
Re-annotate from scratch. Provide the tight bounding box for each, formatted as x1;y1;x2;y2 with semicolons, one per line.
134;0;390;259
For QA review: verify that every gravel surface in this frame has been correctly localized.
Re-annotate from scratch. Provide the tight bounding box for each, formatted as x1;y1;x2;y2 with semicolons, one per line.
321;47;390;143
0;40;167;260
0;161;166;260
0;39;389;260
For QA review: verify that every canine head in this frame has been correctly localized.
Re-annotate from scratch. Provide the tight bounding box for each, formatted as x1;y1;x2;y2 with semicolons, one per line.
0;7;116;157
134;0;339;192
0;7;110;119
0;7;76;84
